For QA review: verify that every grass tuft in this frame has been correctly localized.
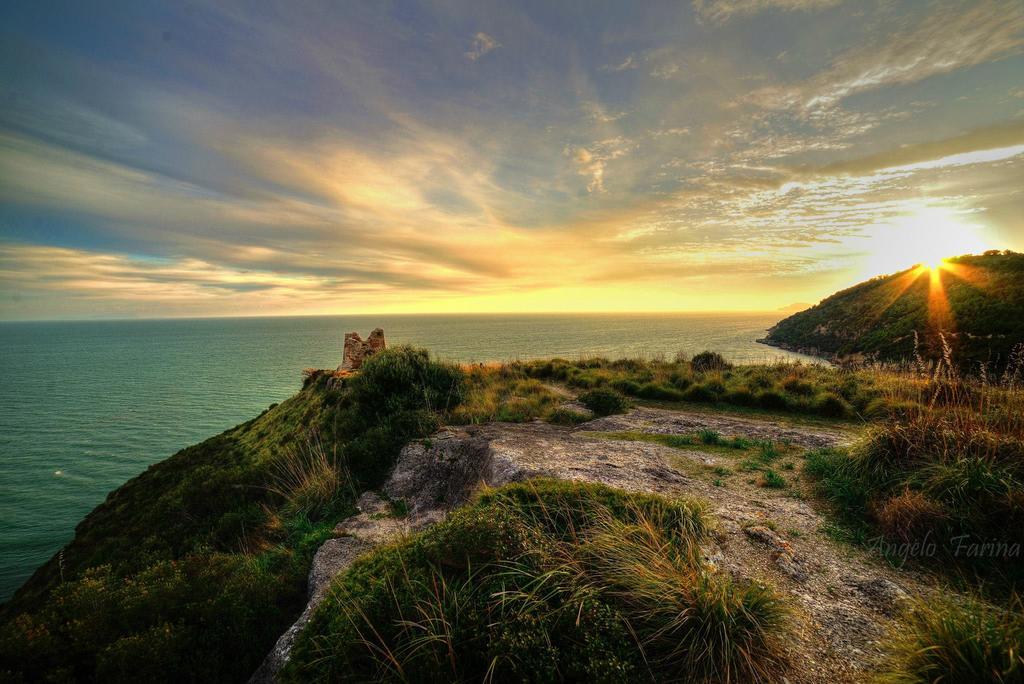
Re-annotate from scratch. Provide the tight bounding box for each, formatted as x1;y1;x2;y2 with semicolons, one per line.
284;480;789;683
879;594;1024;683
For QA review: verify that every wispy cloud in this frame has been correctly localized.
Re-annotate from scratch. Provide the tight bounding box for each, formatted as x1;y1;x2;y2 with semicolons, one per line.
693;0;841;24
464;32;501;61
601;55;637;72
749;1;1024;111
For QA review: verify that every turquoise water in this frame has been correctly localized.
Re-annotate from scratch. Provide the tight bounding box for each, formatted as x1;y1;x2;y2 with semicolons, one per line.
0;312;817;600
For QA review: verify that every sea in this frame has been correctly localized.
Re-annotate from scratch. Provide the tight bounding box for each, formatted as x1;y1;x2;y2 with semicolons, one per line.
0;312;820;600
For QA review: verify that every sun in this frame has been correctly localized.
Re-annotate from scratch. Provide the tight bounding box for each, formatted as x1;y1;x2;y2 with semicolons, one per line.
857;207;991;278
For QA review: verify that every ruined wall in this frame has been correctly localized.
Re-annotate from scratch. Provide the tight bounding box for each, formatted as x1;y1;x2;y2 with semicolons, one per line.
339;328;386;370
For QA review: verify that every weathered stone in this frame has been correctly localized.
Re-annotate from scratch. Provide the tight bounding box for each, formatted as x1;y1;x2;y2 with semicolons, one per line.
335;493;409;544
307;537;369;601
745;525;809;581
846;576;909;616
366;327;386;354
339;328;386;370
384;428;505;516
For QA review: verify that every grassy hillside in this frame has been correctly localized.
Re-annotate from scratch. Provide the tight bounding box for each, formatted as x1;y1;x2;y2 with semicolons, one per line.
3;347;1022;682
0;347;465;683
762;251;1024;367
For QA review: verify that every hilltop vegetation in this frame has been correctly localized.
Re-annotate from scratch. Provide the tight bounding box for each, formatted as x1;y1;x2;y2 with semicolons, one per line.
762;251;1024;367
2;345;1023;682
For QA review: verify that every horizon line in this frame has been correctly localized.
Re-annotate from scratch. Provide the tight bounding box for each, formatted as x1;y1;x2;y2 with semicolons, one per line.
0;308;802;324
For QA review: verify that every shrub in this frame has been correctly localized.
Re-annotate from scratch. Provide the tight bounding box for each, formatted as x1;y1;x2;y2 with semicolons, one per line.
704;378;727;396
879;594;1024;683
692;351;731;372
781;375;815;396
814;393;851;418
268;432;351;521
724;388;757;406
545;407;591;426
344;347;466;486
699;429;722;445
611;378;642;395
670;374;693;390
873;490;949;544
760;470;787;489
347;345;465;420
683;383;718;403
757;390;789;411
804;447;872;516
578;388;630;416
636;382;685;401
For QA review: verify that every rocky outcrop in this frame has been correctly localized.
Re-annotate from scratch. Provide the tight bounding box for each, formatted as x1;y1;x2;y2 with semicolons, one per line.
384;427;525;524
251;430;520;682
339;328;386;370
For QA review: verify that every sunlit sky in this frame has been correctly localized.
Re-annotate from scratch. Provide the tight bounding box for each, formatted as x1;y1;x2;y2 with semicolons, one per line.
1;0;1022;319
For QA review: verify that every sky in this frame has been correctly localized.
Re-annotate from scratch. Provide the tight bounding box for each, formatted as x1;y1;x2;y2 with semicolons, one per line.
0;0;1022;320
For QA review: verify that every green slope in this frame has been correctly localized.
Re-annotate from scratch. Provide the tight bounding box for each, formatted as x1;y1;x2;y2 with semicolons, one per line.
0;348;465;683
761;251;1024;366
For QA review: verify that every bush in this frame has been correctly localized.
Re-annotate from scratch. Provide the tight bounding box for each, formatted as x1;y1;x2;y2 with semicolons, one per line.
804;447;873;516
344;347;466;486
636;382;685;401
670;374;693;390
757;390;789;411
699;429;722;445
691;351;731;372
683;383;718;403
781;375;815;396
760;470;787;489
724;388;757;407
873;490;949;544
814;393;850;418
347;345;465;421
611;378;642;395
545;407;591;426
578;388;630;416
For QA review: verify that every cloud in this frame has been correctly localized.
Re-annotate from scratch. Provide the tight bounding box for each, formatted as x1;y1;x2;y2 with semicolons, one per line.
2;0;1024;317
749;1;1024;111
693;0;841;24
807;120;1024;177
583;101;627;123
564;138;633;193
601;55;637;72
464;32;501;61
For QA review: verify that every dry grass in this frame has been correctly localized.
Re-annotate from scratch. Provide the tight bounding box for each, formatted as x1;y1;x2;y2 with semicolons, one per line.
879;593;1024;683
450;363;562;424
268;430;354;521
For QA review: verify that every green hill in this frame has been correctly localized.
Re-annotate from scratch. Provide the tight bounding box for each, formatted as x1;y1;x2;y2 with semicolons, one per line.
761;251;1024;367
0;347;465;683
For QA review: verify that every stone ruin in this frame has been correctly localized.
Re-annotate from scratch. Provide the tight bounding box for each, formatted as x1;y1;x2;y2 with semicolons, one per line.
339;328;386;370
